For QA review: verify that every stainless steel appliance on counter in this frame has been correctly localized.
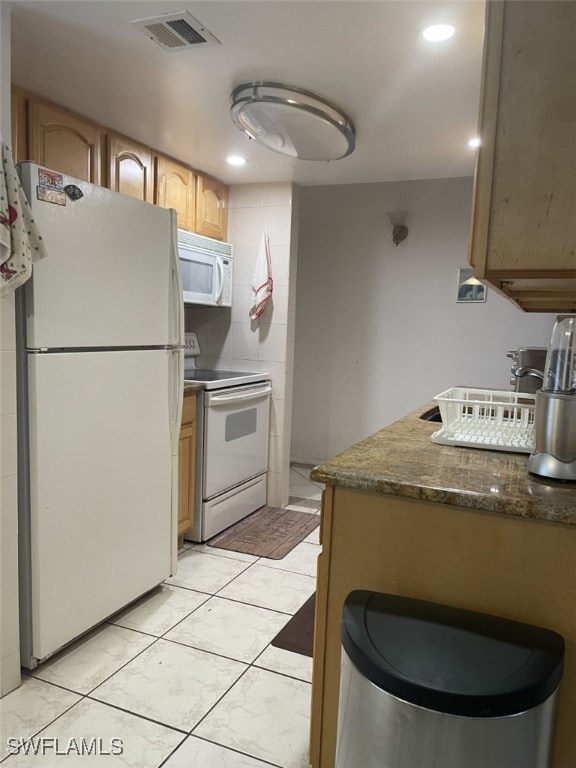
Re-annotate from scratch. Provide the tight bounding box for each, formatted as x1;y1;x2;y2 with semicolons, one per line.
182;336;271;541
16;163;183;669
528;315;576;481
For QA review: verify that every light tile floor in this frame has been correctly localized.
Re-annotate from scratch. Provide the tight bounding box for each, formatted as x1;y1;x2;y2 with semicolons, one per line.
0;466;323;768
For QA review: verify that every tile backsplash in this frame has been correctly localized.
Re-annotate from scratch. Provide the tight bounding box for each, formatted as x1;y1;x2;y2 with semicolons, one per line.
185;183;299;507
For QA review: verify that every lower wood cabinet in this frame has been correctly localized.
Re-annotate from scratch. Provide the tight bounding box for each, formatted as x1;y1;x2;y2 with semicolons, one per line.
311;486;576;768
177;391;196;548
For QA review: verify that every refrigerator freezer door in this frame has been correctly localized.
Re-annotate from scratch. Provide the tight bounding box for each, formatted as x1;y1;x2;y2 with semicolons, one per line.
25;349;173;662
18;163;175;349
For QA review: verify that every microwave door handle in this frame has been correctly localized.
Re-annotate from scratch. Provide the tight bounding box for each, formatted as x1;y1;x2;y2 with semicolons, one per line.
215;257;224;304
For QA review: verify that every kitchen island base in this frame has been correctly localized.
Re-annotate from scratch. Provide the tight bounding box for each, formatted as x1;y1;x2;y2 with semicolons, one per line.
311;486;576;768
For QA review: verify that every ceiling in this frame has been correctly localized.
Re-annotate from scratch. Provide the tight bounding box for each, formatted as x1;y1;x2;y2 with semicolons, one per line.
9;0;486;186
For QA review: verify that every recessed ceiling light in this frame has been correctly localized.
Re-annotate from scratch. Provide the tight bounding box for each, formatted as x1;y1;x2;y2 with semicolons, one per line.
227;155;246;166
468;137;481;148
422;24;455;42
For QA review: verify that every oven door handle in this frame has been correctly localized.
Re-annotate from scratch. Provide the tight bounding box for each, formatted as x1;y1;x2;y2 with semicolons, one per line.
209;385;272;405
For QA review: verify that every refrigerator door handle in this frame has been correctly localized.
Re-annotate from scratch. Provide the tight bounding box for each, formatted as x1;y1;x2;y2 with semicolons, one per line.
169;348;184;453
169;346;183;575
169;211;185;348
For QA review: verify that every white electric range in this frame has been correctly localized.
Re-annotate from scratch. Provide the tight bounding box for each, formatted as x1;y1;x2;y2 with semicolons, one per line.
184;365;272;542
184;367;270;389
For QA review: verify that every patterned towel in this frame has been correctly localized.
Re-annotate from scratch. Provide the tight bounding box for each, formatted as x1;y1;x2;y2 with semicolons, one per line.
249;227;273;320
0;139;48;297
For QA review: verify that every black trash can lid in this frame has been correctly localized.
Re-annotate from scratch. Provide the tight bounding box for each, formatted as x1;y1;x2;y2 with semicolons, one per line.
341;591;564;718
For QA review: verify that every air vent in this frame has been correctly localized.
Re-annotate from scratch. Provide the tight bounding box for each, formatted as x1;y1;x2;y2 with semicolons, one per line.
131;11;220;52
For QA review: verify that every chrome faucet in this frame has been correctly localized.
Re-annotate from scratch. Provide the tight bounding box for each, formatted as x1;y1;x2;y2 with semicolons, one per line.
513;366;545;381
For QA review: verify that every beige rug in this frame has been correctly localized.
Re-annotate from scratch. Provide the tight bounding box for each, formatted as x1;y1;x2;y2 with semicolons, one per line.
207;505;320;559
288;496;322;510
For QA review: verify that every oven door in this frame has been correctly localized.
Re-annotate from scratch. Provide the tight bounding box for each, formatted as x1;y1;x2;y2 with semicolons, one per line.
203;382;272;499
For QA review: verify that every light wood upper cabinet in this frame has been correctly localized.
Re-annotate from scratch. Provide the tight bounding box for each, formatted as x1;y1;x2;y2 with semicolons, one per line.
469;0;576;312
107;133;154;203
27;97;102;184
155;155;196;231
196;173;228;241
12;88;229;239
177;391;196;547
10;86;28;164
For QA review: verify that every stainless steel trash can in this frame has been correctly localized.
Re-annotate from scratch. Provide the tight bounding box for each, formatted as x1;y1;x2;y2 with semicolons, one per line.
336;591;564;768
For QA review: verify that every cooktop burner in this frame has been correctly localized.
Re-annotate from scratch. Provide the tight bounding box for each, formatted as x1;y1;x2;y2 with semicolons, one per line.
184;368;271;390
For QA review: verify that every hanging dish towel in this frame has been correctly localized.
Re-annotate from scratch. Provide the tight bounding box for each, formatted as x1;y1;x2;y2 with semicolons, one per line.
249;227;273;320
0;137;48;297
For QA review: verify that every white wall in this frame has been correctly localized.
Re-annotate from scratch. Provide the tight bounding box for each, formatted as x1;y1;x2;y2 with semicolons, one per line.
185;183;298;507
291;177;556;465
0;2;22;697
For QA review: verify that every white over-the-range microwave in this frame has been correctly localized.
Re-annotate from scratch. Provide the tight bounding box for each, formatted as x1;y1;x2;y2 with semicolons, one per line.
177;229;233;307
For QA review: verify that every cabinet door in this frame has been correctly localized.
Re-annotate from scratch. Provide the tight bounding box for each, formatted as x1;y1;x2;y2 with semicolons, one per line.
28;98;101;183
489;1;575;272
178;424;195;539
195;174;228;240
177;393;196;543
107;133;154;202
10;86;28;163
155;155;196;231
469;1;576;311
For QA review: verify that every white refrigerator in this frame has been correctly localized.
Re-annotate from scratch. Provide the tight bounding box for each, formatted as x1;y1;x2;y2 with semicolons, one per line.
16;163;183;669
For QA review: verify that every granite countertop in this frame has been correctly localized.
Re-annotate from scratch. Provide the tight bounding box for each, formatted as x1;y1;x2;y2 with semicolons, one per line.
310;402;576;526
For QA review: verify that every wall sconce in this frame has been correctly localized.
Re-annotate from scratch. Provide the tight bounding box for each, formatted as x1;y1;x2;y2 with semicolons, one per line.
387;211;409;246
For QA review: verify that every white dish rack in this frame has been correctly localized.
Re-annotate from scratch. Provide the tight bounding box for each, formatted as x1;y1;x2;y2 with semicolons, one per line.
430;387;536;453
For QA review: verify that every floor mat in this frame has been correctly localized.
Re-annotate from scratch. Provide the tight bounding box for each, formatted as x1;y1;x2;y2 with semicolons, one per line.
206;506;320;560
287;496;322;510
271;593;316;657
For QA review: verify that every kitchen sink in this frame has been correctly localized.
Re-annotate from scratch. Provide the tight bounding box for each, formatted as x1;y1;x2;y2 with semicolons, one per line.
420;406;442;423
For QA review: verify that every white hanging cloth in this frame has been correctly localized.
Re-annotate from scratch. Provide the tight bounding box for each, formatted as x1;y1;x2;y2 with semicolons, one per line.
249;227;273;320
0;137;48;297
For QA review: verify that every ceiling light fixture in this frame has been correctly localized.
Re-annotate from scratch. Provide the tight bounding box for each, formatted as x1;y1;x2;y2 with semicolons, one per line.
468;137;481;148
230;82;356;161
227;155;246;166
422;24;455;42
